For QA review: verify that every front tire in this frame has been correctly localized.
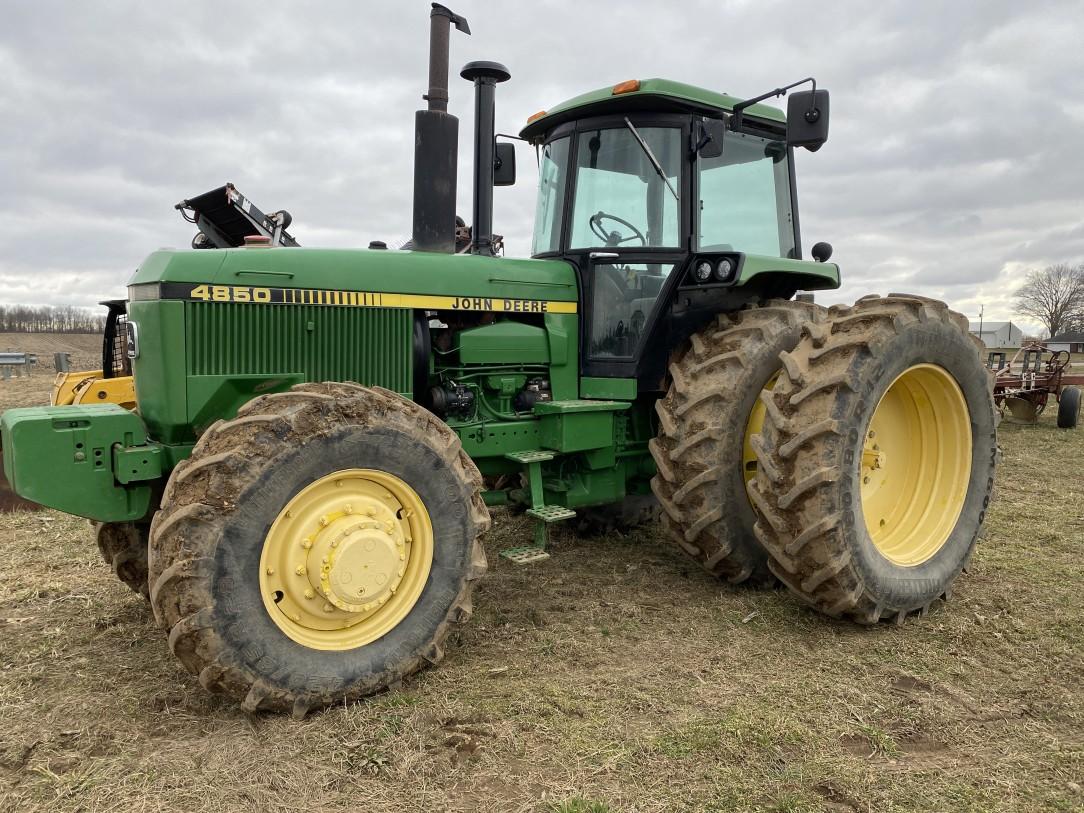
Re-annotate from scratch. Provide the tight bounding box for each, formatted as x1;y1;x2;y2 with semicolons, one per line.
148;383;490;715
95;521;150;598
751;296;998;623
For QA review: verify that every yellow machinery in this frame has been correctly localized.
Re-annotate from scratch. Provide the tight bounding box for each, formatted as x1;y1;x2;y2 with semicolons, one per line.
52;371;136;410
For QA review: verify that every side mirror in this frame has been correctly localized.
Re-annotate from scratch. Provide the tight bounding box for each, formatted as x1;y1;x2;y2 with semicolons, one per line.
695;118;725;159
494;142;516;186
787;89;830;152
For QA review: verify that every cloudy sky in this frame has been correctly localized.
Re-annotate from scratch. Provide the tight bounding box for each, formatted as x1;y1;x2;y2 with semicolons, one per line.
2;0;1082;329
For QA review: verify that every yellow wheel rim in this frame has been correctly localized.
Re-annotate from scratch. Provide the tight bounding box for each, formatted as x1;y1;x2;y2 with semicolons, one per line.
861;364;972;566
743;372;779;499
259;469;433;651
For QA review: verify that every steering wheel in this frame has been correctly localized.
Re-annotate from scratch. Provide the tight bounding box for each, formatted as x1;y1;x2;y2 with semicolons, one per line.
590;211;646;247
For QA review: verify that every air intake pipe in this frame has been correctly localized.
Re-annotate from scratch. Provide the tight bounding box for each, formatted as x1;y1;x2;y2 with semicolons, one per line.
461;61;510;256
411;4;470;253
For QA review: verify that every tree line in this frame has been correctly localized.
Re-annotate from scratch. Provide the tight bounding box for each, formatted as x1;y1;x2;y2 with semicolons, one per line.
0;305;108;333
1015;263;1084;338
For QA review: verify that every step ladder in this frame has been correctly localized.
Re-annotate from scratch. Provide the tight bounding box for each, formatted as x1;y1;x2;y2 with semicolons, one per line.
499;449;575;564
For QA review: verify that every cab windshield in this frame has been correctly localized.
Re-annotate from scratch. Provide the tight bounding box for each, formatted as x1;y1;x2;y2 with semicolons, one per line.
531;125;682;255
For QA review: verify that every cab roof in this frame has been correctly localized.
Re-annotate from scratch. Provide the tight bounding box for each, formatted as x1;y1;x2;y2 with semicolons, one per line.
518;77;786;142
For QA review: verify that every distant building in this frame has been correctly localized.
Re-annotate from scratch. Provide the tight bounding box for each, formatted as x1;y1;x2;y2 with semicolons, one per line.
1048;331;1084;353
968;321;1024;348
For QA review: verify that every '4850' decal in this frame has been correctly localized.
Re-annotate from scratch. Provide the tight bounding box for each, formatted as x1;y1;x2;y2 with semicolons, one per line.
189;284;272;302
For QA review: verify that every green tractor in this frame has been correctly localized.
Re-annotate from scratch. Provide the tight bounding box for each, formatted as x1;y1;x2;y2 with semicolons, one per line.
2;5;997;716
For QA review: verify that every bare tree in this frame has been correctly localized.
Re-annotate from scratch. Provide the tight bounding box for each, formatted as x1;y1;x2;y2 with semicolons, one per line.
0;304;107;333
1014;263;1084;338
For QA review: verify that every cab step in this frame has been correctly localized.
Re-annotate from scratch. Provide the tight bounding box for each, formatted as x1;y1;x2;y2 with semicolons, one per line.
504;449;555;465
526;505;576;523
500;449;575;563
499;545;552;564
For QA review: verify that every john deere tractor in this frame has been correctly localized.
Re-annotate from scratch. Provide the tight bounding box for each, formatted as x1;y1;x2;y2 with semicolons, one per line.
1;5;997;715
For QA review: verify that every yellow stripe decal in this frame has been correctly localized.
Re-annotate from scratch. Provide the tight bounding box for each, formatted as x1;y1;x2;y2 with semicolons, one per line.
168;283;577;314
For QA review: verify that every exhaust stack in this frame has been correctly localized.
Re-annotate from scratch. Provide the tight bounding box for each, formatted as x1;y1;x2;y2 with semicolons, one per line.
461;61;510;256
411;4;470;253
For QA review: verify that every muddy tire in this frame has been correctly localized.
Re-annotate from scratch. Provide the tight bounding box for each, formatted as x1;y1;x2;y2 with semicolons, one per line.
574;494;659;536
1057;386;1081;429
750;295;998;623
95;521;150;598
148;382;490;716
649;301;823;585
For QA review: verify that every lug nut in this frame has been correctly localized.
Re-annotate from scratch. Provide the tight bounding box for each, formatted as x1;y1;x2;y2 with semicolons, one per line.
295;565;307;576
304;588;314;599
319;515;329;527
301;537;313;549
265;567;275;575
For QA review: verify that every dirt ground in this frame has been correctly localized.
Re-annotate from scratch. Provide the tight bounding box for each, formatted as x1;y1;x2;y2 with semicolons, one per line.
0;333;102;377
0;373;1081;812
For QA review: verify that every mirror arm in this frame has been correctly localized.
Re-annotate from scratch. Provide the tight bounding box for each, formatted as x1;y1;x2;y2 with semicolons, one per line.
732;76;816;131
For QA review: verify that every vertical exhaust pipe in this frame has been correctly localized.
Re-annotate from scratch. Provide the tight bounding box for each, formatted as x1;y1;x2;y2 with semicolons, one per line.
461;61;510;256
411;4;470;253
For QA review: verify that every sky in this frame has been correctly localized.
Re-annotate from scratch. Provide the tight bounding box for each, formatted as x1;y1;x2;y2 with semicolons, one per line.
2;0;1082;331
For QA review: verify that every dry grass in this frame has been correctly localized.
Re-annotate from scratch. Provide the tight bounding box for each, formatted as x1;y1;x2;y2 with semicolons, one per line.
0;376;1081;812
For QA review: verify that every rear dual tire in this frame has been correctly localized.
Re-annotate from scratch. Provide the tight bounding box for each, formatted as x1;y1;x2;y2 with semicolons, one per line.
650;301;822;584
750;296;998;623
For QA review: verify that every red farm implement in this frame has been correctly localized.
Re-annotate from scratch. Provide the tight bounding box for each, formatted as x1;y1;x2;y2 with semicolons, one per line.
988;343;1083;428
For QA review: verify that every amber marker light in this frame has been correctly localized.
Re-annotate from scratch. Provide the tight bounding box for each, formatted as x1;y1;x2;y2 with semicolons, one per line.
612;79;640;95
526;110;547;124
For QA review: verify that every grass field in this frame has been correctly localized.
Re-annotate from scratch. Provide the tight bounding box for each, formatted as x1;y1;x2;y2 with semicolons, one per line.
0;374;1081;812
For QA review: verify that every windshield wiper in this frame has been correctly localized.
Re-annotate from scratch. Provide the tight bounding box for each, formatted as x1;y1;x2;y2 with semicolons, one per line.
624;117;679;202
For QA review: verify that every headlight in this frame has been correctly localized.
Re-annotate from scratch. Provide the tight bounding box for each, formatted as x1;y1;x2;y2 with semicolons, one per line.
693;260;713;283
715;258;734;281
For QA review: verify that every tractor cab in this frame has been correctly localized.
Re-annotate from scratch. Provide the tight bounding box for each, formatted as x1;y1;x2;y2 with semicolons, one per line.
519;78;836;383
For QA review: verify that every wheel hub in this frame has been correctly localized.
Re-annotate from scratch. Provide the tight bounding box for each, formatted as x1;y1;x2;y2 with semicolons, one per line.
310;518;406;611
259;469;433;650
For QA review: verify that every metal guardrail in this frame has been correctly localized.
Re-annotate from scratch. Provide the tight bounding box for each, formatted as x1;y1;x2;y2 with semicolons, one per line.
0;351;38;379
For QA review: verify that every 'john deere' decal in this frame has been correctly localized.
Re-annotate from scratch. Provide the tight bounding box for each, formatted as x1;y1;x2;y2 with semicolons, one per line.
152;283;577;314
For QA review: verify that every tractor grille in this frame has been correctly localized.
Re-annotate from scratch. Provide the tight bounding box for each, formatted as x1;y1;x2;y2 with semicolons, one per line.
184;302;413;393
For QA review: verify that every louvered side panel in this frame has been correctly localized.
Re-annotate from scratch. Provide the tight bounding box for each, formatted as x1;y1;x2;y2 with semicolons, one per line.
185;302;413;394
